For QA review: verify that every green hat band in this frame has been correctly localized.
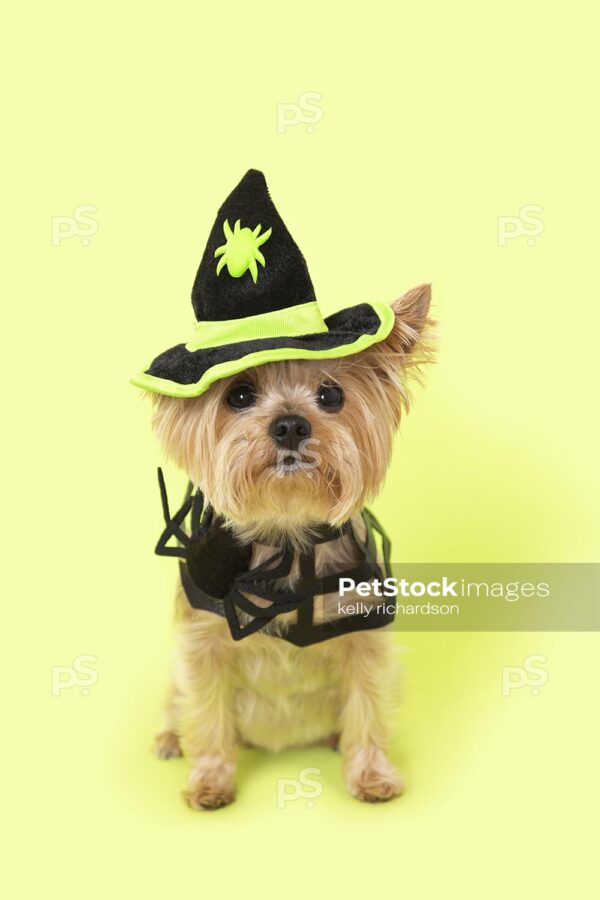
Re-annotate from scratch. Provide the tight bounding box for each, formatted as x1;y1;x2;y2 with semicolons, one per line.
185;301;328;352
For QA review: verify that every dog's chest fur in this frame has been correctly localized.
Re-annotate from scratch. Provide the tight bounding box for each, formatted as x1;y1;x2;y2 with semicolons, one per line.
232;637;340;751
232;529;365;751
177;520;372;753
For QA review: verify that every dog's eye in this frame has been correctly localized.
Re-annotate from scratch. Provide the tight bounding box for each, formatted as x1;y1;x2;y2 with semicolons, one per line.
226;381;257;410
316;383;344;411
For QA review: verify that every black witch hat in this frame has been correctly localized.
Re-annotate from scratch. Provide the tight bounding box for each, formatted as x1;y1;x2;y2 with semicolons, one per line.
132;170;393;397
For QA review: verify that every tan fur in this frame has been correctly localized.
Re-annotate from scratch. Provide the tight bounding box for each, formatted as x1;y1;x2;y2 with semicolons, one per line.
147;285;434;808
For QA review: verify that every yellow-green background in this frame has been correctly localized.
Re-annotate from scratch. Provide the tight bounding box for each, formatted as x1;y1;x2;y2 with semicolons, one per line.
2;2;598;897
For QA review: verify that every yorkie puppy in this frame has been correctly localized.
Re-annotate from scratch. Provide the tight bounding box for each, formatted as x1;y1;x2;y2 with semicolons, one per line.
132;170;434;809
147;283;433;809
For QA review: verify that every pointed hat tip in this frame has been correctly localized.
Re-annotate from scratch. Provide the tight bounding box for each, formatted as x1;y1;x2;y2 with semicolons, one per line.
228;168;270;203
239;168;268;189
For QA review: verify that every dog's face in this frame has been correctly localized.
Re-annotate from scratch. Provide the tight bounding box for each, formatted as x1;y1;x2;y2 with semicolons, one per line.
150;285;433;539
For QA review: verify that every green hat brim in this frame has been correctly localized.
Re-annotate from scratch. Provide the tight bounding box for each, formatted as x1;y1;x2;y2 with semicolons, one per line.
131;300;394;399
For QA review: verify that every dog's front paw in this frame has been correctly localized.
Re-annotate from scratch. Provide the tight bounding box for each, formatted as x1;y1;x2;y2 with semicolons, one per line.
350;769;404;803
344;746;404;803
184;782;235;811
184;757;236;811
154;730;183;759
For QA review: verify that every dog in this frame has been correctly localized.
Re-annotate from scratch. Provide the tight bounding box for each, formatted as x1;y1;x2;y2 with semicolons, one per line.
144;282;434;809
131;170;435;808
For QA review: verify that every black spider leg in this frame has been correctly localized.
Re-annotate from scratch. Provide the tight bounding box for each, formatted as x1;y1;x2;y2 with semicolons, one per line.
155;467;194;559
367;509;392;577
190;482;212;536
225;546;300;639
224;587;303;640
362;508;392;577
234;545;298;601
295;548;316;631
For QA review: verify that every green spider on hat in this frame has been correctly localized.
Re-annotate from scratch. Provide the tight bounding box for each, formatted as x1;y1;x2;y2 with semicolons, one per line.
215;218;272;283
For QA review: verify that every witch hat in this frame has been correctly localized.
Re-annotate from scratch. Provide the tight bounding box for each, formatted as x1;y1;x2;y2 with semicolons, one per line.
131;170;393;397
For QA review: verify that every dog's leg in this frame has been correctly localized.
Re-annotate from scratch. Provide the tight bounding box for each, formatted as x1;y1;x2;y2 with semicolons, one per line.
154;680;183;759
337;632;404;802
177;615;238;811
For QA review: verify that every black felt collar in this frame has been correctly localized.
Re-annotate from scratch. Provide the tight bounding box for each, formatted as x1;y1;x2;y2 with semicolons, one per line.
155;469;395;647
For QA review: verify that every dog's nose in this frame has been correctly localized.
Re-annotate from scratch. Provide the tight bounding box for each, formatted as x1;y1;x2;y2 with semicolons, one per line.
269;415;312;451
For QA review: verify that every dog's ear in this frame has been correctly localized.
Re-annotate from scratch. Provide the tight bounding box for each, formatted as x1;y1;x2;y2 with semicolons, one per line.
386;283;432;355
355;284;434;423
